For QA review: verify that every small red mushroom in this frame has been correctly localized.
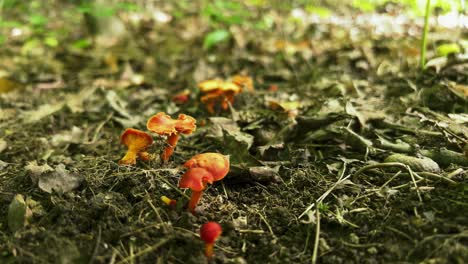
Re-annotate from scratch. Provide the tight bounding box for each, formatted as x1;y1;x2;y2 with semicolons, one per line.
200;222;222;259
147;112;196;162
178;167;214;214
119;128;153;165
178;153;230;214
172;89;190;104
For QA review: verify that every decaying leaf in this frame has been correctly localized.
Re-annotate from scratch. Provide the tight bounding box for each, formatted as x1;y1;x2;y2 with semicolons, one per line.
66;86;98;113
38;164;83;194
0;138;7;153
0;108;17;120
51;126;84;147
22;102;65;123
384;154;440;173
249;166;281;182
26;161;54;184
106;90;142;127
0;160;8;169
0;77;22;94
8;194;33;232
206;117;240;138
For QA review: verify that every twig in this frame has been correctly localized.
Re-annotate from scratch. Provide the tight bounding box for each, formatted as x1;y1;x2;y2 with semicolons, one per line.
353;162;423;201
311;209;320;264
116;238;172;264
88;225;102;264
258;212;275;237
299;163;349;218
145;191;169;233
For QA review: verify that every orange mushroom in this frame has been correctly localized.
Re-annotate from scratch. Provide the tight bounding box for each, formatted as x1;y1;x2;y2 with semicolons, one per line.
147;112;196;162
200;221;222;259
199;79;242;114
183;153;230;181
179;167;214;213
231;74;254;92
119;128;153;165
178;153;230;213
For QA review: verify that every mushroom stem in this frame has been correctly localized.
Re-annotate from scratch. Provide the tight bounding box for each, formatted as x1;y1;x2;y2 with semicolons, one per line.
188;190;203;214
204;242;215;258
162;133;180;162
119;150;138;165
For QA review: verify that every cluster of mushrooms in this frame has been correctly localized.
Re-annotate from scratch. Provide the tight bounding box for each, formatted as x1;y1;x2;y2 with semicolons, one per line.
172;74;254;113
118;112;228;259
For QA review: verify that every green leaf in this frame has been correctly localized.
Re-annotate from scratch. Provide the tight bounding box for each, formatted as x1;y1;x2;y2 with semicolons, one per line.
28;14;48;26
72;39;92;49
45;37;58;47
203;29;230;49
436;43;461;56
306;6;331;18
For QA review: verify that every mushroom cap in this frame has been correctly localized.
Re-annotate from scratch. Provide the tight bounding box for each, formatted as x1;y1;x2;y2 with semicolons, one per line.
147;112;196;135
199;79;224;93
120;128;153;151
147;112;178;135
231;74;254;92
220;82;241;94
200;222;222;244
184;153;230;181
178;167;214;192
199;79;241;94
175;114;197;134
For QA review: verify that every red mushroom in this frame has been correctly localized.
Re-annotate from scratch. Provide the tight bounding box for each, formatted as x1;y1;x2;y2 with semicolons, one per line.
178;153;230;214
183;153;230;181
147;112;196;162
200;222;222;259
119;128;153;165
178;167;214;214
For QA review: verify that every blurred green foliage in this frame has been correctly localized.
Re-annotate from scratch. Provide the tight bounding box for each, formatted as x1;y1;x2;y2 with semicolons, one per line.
352;0;463;15
0;0;463;50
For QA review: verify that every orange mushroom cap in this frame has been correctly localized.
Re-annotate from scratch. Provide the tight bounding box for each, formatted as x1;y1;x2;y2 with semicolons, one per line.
184;153;230;181
231;74;254;92
198;79;224;93
174;114;196;134
147;112;178;135
119;128;153;165
178;167;214;192
200;221;222;244
147;112;196;135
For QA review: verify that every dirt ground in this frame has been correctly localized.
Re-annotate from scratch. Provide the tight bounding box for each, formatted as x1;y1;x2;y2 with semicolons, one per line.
0;1;467;263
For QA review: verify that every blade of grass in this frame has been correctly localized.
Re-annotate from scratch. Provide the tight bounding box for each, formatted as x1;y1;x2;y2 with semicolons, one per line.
420;0;431;70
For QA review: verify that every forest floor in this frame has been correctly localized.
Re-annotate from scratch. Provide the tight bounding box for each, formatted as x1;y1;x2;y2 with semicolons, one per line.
0;2;467;264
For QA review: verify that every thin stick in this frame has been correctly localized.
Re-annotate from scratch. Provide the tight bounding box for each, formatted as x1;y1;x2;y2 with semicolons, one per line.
311;209;320;264
299;163;348;218
88;225;102;264
406;166;423;202
116;238;172;264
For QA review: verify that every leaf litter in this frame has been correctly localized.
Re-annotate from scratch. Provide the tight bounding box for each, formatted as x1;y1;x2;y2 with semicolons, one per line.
0;2;467;264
